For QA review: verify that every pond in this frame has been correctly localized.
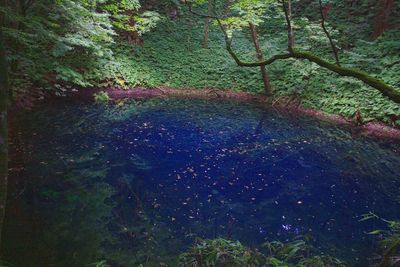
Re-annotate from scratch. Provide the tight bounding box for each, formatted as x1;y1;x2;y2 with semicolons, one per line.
3;98;400;266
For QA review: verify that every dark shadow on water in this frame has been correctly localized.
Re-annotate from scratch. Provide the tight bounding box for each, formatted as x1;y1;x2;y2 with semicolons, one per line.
3;98;400;266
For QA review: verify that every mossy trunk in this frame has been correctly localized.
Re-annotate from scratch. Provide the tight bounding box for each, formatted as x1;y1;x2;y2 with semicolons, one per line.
224;39;400;103
217;0;400;104
291;50;400;103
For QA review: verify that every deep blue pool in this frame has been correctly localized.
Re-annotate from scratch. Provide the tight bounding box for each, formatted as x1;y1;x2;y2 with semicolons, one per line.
3;98;400;266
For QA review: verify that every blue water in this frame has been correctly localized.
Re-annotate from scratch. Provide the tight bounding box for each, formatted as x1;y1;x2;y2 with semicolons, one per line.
4;98;400;266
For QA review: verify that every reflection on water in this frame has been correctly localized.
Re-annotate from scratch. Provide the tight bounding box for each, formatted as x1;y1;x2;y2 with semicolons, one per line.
4;99;400;266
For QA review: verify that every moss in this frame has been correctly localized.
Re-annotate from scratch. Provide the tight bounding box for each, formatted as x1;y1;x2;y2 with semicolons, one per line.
226;43;400;104
291;50;400;104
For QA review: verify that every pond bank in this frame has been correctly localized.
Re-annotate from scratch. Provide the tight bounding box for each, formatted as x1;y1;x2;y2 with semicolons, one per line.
66;87;400;141
16;86;398;141
69;86;268;102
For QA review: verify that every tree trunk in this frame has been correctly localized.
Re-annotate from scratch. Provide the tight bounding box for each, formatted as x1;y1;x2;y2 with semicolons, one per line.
125;10;144;46
202;0;212;48
372;0;394;38
0;2;9;254
281;0;294;51
287;0;294;49
249;23;271;95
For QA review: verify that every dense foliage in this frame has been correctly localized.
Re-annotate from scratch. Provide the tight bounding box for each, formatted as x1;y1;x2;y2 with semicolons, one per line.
1;0;400;124
178;238;346;267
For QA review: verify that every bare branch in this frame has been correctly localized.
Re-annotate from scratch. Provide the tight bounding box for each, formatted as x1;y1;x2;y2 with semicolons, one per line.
281;0;294;52
318;0;340;66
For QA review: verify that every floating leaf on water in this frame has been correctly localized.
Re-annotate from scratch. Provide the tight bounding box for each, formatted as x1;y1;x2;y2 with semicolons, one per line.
367;230;382;235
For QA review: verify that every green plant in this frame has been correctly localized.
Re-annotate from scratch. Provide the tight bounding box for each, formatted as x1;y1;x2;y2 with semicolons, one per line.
94;91;110;103
178;238;265;267
263;239;346;267
360;212;400;267
178;237;346;267
87;260;110;267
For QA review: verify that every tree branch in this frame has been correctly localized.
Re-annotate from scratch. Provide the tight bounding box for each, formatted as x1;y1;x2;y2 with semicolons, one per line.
281;0;294;52
291;50;400;103
318;0;340;66
185;0;400;104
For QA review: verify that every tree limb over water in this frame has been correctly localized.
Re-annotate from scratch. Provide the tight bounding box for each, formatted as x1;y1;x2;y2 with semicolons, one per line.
186;1;400;104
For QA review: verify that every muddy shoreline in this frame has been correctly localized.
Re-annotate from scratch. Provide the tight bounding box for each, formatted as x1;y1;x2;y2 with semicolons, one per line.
35;86;400;140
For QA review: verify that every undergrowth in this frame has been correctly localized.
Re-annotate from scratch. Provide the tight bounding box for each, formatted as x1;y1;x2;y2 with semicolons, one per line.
9;12;400;125
80;17;400;125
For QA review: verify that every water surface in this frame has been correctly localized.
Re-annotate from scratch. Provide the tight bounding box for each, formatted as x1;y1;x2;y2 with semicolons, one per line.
4;98;400;266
